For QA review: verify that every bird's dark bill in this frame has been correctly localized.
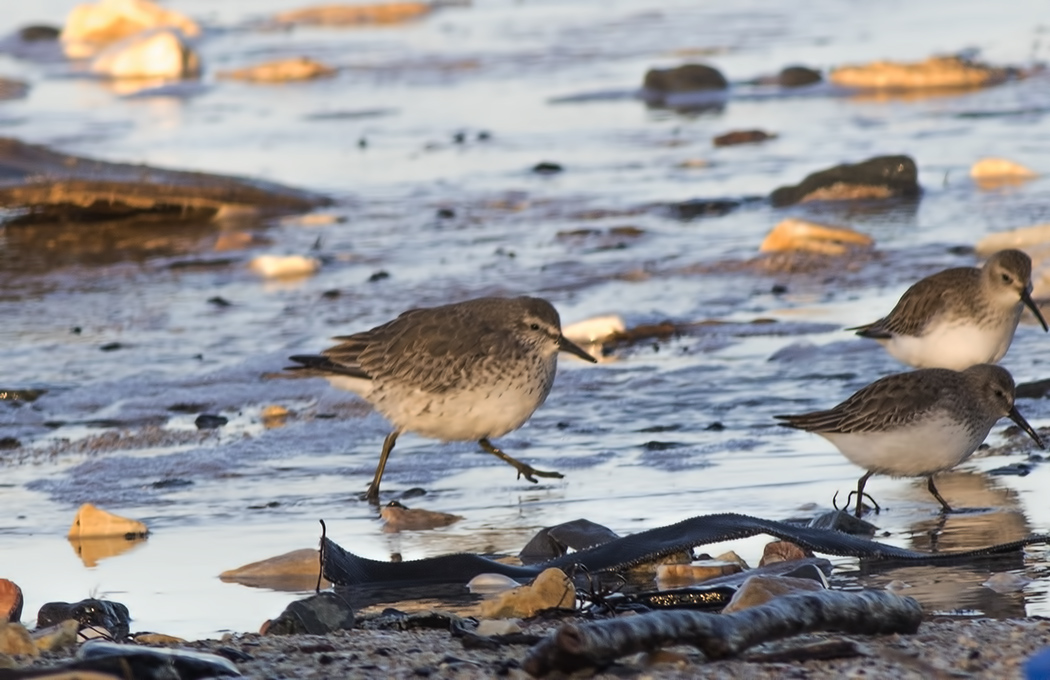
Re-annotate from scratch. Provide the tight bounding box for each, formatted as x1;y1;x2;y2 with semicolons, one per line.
1021;288;1050;332
558;336;598;363
1008;405;1045;449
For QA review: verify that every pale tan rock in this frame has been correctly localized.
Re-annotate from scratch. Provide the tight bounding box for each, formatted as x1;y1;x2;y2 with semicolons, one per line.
280;213;344;227
31;620;79;653
976;225;1050;256
62;0;200;58
655;560;743;587
274;2;431;27
644;649;690;666
562;315;626;345
220;548;330;591
380;502;462;532
90;29;200;79
250;255;321;278
715;550;751;571
219;57;337;83
132;632;186;644
758;540;811;567
0;652;15;669
760;218;873;256
475;619;522;637
983;572;1032;593
262;405;290;429
0;622;36;657
830;56;1007;90
478;568;574;619
721;574;826;614
0;580;22;623
68;503;148;539
970;158;1038;179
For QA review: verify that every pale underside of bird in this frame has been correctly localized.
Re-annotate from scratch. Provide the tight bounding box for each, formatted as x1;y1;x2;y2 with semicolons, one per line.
850;249;1049;370
776;364;1044;517
288;296;596;503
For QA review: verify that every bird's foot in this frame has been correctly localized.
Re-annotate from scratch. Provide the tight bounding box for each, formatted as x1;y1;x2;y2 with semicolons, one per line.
834;489;881;517
513;464;565;483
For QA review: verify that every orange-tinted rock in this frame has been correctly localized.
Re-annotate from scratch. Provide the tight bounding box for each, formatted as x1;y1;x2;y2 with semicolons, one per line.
830;56;1008;90
759;540;813;567
275;2;431;26
478;568;575;619
759;218;873;256
713;130;777;147
721;574;826;614
218;57;338;83
0;581;22;622
380;501;462;532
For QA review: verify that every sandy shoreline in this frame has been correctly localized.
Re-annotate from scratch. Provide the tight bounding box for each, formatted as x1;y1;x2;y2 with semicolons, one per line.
14;615;1050;679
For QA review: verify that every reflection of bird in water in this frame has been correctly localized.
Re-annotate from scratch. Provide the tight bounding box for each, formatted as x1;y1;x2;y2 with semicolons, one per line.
850;249;1049;369
776;364;1044;516
288;296;597;503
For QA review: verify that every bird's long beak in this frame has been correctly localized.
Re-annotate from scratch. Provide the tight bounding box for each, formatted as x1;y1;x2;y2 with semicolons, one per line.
558;336;598;363
1021;286;1049;332
1008;405;1045;449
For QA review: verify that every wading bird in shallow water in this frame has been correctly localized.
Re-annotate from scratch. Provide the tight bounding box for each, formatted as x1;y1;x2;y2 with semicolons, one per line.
850;249;1049;370
776;364;1044;517
288;296;597;503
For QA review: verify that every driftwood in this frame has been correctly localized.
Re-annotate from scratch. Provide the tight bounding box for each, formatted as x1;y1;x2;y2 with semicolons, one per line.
522;590;922;677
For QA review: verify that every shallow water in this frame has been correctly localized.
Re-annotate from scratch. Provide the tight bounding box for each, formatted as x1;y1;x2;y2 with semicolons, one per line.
2;0;1050;640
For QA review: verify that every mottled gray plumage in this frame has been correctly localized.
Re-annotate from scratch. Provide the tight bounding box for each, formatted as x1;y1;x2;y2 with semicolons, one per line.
776;364;1044;515
289;296;596;502
850;249;1048;369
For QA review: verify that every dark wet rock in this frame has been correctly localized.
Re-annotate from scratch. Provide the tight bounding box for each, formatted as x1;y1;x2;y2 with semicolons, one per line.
0;437;20;450
99;342;124;352
987;462;1033;477
704;422;725;431
0;137;329;225
0;579;23;622
808;510;878;536
194;414;228;430
151;478;193;489
643;63;727;93
666;198;741;220
262;592;355;636
38;598;131;640
532;161;563;175
778;65;823;87
770;155;921;206
713;130;777;147
321;289;341;299
19;25;59;41
1016;378;1050;399
0;79;29;102
519;519;621;564
73;640;239;678
207;296;232;307
368;270;391;282
436;207;455;219
0;388;45;403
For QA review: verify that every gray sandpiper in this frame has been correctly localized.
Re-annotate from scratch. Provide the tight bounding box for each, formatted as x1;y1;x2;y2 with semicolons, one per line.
775;364;1044;516
850;249;1049;370
288;296;597;503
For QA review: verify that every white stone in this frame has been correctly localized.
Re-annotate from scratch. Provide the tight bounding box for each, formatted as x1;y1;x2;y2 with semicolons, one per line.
475;619;522;636
90;29;200;80
250;255;321;279
467;573;521;594
62;0;200;59
562;315;626;345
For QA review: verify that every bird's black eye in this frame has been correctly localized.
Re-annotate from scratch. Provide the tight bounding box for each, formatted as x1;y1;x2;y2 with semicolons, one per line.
1002;273;1012;284
530;323;541;331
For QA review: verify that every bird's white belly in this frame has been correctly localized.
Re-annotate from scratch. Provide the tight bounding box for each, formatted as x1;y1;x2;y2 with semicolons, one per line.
883;318;1017;370
380;383;549;441
822;414;981;477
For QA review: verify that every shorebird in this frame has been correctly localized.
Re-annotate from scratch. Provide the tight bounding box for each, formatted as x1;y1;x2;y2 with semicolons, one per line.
776;364;1044;516
850;249;1048;370
288;296;597;503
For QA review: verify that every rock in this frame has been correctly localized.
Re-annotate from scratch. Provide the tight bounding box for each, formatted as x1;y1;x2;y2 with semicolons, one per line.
759;540;812;567
561;315;626;346
220;548;330;591
971;158;1038;188
0;137;328;223
262;405;290;428
31;620;79;653
667;198;741;220
249;255;321;278
0;437;22;450
778;65;822;87
714;551;750;571
830;55;1009;90
808;509;878;536
478;568;575;619
656;560;744;587
20;25;61;41
218;57;338;83
721;574;827;614
976;224;1050;256
759;218;873;255
713;130;777;147
983;572;1033;593
68;503;148;540
62;0;201;59
467;573;521;595
644;649;690;666
194;413;228;429
519;519;621;564
885;580;911;592
0;653;14;669
532;161;563;175
37;599;131;641
643;63;728;93
274;2;432;27
770;155;920;206
0;622;36;657
262;592;355;635
0;79;29;102
131;632;186;645
0;580;22;622
475;619;522;637
90;28;199;79
380;501;462;532
76;640;239;677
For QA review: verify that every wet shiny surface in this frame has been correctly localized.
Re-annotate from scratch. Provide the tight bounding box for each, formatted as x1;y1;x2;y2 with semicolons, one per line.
1;0;1050;639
